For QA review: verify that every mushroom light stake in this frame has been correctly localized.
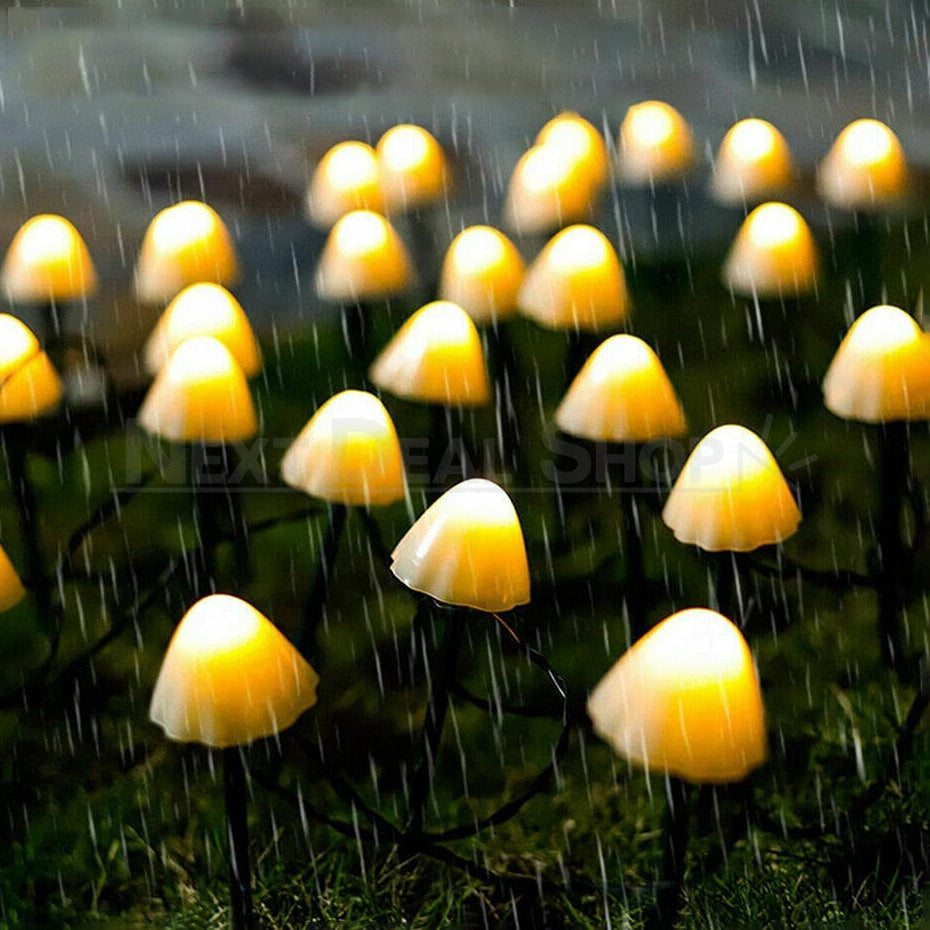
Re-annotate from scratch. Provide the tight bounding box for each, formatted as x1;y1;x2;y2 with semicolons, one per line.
315;209;414;370
376;124;450;296
390;478;531;830
588;607;767;926
281;389;407;655
138;336;258;590
306;140;384;228
662;424;802;620
150;594;319;930
711;119;796;206
0;214;99;384
135;200;241;305
818;119;910;305
518;225;631;384
369;300;491;499
555;335;687;638
143;283;262;378
823;305;930;668
0;315;64;617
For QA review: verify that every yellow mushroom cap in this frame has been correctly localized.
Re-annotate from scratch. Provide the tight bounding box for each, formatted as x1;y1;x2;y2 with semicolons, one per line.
817;119;909;211
711;119;795;205
144;283;262;378
587;607;767;783
138;336;258;444
823;305;930;423
306;141;384;228
555;335;686;442
662;424;801;552
149;594;319;748
503;143;601;235
315;210;414;302
369;300;491;406
617;100;696;184
439;226;525;325
0;543;26;614
518;225;631;332
135;201;241;304
536;112;610;193
722;202;819;297
281;390;407;507
390;477;530;612
376;125;449;211
1;214;98;304
0;314;63;424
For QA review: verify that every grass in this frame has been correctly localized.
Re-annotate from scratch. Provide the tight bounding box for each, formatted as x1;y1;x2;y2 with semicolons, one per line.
2;210;930;928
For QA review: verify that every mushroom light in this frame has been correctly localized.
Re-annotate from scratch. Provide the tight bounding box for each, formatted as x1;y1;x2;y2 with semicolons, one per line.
150;593;319;930
711;119;795;205
376;124;450;212
143;283;262;378
722;202;819;298
306;140;384;228
617;100;695;184
135;200;241;304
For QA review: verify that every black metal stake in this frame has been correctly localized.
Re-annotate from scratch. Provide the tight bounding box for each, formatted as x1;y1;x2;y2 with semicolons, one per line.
297;502;348;658
341;301;370;379
710;551;738;623
223;746;255;930
649;774;691;929
406;601;461;836
877;421;909;669
614;442;647;641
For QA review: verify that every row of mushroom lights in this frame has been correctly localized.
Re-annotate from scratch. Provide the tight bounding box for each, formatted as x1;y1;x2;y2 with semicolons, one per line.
0;103;923;927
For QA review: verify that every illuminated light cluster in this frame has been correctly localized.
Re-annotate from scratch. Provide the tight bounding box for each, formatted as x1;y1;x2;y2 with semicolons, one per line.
518;225;631;331
368;300;491;406
662;424;801;552
281;390;407;508
587;607;767;783
390;477;531;613
823;305;930;423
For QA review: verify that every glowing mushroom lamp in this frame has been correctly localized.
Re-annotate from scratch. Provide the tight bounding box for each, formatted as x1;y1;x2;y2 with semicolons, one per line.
369;300;490;500
135;200;241;304
588;607;767;924
315;209;415;368
536;112;610;196
555;335;687;638
138;336;258;588
711;119;796;206
1;214;100;396
504;142;602;236
519;225;631;384
663;424;801;617
0;314;63;613
376;124;450;295
818;119;910;304
143;283;261;378
281;389;407;654
150;594;319;930
823;305;930;668
306;140;384;228
617;101;696;185
0;542;26;615
722;202;820;381
391;477;531;828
